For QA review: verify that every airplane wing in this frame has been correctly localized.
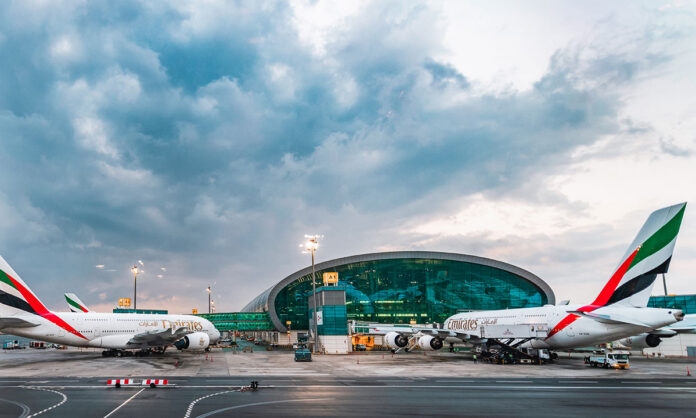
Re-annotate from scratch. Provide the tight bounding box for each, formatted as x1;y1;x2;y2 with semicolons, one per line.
0;317;41;329
659;314;696;334
128;326;192;347
367;325;474;341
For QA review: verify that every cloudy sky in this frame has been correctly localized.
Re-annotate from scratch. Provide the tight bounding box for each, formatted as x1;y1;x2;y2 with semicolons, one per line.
0;0;694;313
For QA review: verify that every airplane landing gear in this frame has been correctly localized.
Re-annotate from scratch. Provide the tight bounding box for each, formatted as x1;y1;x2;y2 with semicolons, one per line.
102;349;133;357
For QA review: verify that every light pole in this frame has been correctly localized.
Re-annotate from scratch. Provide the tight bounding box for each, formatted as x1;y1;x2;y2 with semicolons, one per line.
207;286;211;314
303;235;320;354
131;265;139;310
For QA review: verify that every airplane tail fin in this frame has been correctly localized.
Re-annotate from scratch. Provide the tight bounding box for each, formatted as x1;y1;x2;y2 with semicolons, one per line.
592;203;687;309
0;256;89;339
65;293;90;312
0;255;51;317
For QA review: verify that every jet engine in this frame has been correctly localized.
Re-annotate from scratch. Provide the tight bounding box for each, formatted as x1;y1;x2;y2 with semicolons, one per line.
618;333;661;349
417;335;443;351
384;332;408;349
174;332;210;350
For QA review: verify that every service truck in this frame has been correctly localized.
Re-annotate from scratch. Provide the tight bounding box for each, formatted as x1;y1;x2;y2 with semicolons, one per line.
584;350;630;369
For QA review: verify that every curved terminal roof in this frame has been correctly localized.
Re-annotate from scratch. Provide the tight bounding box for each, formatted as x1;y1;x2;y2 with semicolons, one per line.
242;251;555;332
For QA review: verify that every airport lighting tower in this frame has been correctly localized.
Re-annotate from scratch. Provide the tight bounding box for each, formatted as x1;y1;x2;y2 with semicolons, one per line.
207;286;212;313
303;234;320;354
131;265;139;310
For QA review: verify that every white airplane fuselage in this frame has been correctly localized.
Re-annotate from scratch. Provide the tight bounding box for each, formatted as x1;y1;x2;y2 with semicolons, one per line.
3;312;220;349
444;305;681;350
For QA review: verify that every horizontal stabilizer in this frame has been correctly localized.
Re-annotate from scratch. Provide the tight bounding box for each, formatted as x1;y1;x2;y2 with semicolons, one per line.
0;317;40;329
567;310;651;328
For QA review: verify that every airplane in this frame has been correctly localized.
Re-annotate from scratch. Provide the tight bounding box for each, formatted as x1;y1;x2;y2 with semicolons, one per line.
371;203;687;361
0;257;220;356
615;314;696;349
65;292;90;312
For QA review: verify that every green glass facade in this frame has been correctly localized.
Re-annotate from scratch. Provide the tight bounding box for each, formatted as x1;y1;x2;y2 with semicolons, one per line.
196;312;274;331
310;287;349;335
273;258;548;331
648;294;696;314
113;308;168;314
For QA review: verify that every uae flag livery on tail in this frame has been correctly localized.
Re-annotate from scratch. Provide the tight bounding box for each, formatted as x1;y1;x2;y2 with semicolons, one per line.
0;256;87;339
65;293;90;313
600;202;686;308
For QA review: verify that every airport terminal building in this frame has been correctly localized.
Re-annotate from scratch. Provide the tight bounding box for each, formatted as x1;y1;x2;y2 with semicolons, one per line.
239;251;555;334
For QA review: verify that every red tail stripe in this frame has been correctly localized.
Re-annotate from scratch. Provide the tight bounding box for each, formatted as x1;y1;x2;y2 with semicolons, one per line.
5;274;88;340
546;249;640;340
546;314;579;339
590;248;639;307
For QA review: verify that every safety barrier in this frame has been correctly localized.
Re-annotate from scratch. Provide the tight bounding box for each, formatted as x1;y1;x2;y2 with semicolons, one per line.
107;379;173;388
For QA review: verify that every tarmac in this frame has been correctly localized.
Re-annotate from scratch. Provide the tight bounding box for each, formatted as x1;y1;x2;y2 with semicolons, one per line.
1;347;696;417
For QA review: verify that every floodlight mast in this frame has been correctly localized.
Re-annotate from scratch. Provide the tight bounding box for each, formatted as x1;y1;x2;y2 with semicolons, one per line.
303;235;320;354
131;265;139;310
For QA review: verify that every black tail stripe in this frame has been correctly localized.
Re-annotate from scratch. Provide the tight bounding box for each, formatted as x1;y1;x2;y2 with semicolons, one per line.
605;257;672;305
606;274;657;305
0;290;38;315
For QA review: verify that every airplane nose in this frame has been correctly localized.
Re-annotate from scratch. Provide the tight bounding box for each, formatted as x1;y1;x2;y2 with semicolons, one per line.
674;310;685;321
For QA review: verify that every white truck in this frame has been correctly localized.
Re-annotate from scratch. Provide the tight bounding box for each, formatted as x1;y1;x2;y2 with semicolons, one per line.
584;350;630;369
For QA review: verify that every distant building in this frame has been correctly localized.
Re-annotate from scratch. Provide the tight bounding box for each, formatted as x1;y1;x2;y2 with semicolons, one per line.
644;294;696;357
242;251;555;333
648;294;696;314
112;308;168;314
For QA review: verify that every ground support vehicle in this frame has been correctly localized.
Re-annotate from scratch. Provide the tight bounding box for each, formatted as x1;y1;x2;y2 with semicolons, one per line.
3;340;24;349
584;350;630;369
294;348;312;361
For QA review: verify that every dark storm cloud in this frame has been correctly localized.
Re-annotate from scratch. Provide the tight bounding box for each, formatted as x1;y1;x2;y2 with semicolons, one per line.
0;1;682;311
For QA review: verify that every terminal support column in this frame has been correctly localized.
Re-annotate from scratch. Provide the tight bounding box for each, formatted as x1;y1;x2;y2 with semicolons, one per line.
312;249;318;353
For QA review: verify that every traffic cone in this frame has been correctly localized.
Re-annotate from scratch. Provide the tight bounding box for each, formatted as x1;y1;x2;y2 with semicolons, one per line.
687;366;691;377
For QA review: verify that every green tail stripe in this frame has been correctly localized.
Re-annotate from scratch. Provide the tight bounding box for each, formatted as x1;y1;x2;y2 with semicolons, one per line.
0;270;17;290
629;205;686;270
66;297;84;311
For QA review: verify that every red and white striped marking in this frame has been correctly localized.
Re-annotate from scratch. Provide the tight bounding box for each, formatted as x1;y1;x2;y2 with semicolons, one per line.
107;379;136;386
142;379;169;386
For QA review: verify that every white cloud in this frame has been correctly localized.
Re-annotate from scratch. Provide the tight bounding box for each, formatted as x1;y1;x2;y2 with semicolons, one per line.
73;117;119;158
267;63;297;101
50;34;82;63
97;161;155;185
290;0;368;57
